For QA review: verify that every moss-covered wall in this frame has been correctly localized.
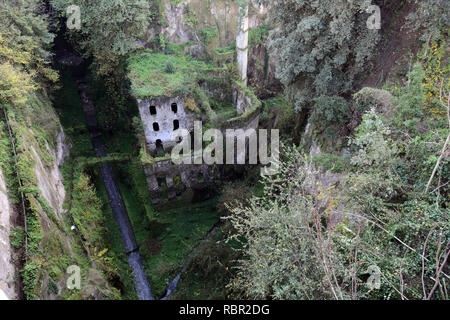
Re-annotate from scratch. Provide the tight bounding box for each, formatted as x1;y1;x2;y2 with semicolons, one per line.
158;0;266;45
0;88;120;300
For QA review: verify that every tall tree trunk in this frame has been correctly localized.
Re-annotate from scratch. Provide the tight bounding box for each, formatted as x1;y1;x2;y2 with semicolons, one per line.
236;0;249;114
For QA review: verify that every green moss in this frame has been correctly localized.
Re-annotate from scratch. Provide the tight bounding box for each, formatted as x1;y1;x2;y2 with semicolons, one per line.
54;69;93;158
225;81;262;126
143;198;221;298
10;227;25;249
249;24;270;47
127;51;214;99
311;153;351;173
22;261;42;300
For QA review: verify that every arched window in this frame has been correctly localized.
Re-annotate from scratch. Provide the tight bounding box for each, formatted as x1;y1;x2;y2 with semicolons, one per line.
153;122;160;131
171;103;178;113
173;119;179;130
149;105;156;115
155;139;164;156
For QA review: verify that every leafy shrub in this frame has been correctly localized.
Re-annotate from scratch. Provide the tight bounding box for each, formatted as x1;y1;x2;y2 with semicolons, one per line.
226;145;449;300
10;227;25;249
311;153;350;173
165;61;175;74
259;0;379;110
409;0;449;40
310;95;351;140
217;181;252;214
389;63;426;136
226;63;450;299
22;262;41;300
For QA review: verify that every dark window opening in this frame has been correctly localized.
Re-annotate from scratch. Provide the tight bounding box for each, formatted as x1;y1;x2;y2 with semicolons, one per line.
157;176;166;188
153;122;160;131
173;119;179;130
150;105;156;115
155;139;164;156
171;103;178;113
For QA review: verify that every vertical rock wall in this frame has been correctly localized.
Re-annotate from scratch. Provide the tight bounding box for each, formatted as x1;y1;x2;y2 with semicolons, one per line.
0;168;17;300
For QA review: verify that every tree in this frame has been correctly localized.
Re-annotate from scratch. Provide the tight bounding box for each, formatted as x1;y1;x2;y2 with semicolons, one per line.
236;0;249;85
257;0;380;111
410;0;449;41
50;0;151;75
0;0;58;86
225;65;450;300
235;0;250;115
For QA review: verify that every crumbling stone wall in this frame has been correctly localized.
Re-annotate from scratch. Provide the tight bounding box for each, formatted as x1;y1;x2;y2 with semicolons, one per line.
144;159;215;205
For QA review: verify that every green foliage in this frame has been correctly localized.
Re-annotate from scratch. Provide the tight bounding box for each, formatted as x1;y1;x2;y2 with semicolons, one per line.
226;64;450;300
310;95;351;140
217;181;252;214
172;225;239;300
10;227;25;249
390;63;426;135
346;108;402;201
226;148;347;299
71;174;106;246
184;4;199;28
257;0;379;111
0;0;58;86
127;51;213;98
261;95;295;136
0;0;57;107
22;261;41;300
165;61;175;74
199;27;218;46
311;153;350;173
409;0;449;40
419;36;449;118
248;24;270;47
50;0;151;75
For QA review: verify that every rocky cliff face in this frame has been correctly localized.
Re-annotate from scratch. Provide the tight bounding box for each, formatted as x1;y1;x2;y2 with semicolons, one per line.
154;0;266;46
145;0;280;97
0;168;17;300
31;128;68;220
0;87;118;299
0;112;71;300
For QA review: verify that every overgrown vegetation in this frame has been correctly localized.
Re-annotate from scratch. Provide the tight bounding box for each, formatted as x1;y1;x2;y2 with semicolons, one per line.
128;51;214;99
50;0;152;76
1;0;448;302
225;63;449;300
256;0;380;111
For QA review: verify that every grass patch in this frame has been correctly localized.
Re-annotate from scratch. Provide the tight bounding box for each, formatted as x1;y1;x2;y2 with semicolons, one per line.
143;198;220;298
127;51;213;99
311;153;351;173
54;69;94;157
